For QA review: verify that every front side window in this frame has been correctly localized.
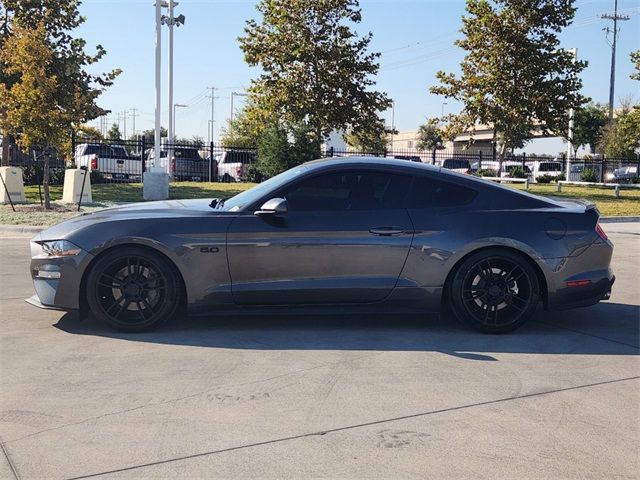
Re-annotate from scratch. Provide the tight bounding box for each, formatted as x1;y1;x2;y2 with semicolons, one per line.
282;171;411;212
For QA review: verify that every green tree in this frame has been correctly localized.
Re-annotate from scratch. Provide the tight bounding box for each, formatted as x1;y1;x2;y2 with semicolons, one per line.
106;123;122;141
0;23;64;208
631;50;640;82
255;121;318;179
239;0;391;155
134;127;167;144
430;0;587;173
598;103;640;159
0;0;120;166
569;103;608;155
75;124;103;140
416;118;445;152
344;117;393;153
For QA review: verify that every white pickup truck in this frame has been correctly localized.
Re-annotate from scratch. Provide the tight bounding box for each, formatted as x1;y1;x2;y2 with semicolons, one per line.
75;143;141;181
217;150;256;182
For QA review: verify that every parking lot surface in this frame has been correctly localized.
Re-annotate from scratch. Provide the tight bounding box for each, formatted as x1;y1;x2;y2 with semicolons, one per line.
0;222;638;479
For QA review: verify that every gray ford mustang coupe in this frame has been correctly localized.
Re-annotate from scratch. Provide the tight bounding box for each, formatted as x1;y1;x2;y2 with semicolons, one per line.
27;157;614;333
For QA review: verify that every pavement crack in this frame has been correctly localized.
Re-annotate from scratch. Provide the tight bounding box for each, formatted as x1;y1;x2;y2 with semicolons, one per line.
64;375;639;480
533;318;640;350
0;435;20;480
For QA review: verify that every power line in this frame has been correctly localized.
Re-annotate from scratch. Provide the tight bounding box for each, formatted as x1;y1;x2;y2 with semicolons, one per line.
601;0;630;120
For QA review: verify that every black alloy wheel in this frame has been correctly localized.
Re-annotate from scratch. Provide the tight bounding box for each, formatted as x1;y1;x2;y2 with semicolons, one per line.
86;247;181;332
449;249;540;333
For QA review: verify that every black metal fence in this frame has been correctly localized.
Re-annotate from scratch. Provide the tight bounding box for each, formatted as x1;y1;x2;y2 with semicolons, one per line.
5;138;640;185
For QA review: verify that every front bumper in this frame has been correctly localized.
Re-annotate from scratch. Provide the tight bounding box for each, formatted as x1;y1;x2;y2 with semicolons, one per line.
27;240;94;310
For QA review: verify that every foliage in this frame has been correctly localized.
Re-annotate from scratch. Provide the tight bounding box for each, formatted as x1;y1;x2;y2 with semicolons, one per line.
476;168;497;177
241;164;265;183
416;118;445;151
631;50;640;82
239;0;391;153
581;168;598;183
219;102;268;148
75;124;103;141
0;0;121;165
135;127;168;144
255;122;318;179
509;166;527;178
430;0;587;172
556;172;566;182
536;174;553;183
344;117;392;153
570;103;608;154
106;123;122;141
598;104;640;159
90;169;106;185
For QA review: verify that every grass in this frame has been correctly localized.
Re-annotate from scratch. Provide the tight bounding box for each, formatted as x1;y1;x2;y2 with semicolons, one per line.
509;183;640;217
1;180;638;227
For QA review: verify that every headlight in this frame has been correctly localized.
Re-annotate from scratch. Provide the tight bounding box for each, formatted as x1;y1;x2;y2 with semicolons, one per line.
36;240;82;258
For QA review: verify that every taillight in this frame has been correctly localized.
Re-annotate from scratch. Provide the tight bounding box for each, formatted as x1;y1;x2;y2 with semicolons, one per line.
171;157;176;172
236;165;243;177
90;155;98;170
595;222;608;241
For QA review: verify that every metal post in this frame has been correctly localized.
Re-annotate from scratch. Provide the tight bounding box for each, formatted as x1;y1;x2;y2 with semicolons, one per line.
566;48;577;180
141;136;146;174
153;0;162;170
77;166;88;211
209;141;215;182
478;150;483;171
167;0;175;175
522;152;526;169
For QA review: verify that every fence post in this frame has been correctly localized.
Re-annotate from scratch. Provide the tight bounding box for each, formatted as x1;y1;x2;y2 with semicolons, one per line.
209;141;215;182
521;152;526;169
431;149;436;165
478;150;483;171
141;136;146;175
601;155;605;183
329;146;334;158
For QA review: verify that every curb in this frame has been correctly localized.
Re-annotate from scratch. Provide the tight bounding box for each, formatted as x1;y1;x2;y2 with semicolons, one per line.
599;216;640;223
0;224;45;235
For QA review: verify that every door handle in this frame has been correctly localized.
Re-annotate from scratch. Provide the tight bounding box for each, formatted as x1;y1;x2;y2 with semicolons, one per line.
369;227;405;236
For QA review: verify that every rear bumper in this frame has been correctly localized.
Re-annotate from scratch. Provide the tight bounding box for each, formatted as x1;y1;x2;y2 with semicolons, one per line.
547;272;615;311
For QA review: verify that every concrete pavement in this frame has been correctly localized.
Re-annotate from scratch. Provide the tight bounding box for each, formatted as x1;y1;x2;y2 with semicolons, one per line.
0;223;638;479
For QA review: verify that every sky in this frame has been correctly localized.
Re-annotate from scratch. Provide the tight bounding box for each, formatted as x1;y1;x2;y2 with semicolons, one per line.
78;0;640;154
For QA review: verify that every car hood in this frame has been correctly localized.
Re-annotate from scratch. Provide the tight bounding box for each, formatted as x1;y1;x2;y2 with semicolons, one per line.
35;199;224;242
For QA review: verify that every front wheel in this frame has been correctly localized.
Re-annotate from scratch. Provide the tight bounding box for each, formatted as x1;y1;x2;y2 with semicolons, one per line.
86;247;181;332
448;249;540;333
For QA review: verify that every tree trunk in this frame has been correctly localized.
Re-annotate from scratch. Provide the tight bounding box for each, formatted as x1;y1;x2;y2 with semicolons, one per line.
314;123;322;158
43;148;51;210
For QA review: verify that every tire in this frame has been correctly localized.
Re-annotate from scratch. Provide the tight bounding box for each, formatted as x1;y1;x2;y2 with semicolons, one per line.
86;246;181;332
221;173;233;183
448;249;540;333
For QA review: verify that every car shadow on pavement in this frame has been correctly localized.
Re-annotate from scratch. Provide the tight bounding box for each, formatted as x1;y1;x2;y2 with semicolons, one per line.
54;301;639;360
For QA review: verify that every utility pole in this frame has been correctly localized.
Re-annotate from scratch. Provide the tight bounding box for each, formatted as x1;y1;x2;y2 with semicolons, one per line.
130;108;139;138
122;110;128;139
601;0;630;120
207;87;219;144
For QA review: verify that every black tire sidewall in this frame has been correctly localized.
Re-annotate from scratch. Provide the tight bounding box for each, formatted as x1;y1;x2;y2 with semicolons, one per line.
86;246;180;332
449;249;540;334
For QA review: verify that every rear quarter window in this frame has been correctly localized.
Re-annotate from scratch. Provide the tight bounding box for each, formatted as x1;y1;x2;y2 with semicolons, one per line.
406;176;477;209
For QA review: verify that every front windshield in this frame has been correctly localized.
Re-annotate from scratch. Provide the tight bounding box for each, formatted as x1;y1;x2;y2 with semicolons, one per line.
219;165;310;212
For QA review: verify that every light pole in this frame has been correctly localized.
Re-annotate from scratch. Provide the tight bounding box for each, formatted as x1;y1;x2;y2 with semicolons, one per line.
565;48;577;178
173;104;188;140
162;1;185;171
153;1;166;170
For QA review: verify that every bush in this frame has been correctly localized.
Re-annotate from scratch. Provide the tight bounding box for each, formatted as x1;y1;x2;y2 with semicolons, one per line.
241;164;265;183
632;176;640;184
536;174;553;183
581;168;598;183
509;166;527;178
556;173;566;182
476;168;497;177
90;169;106;184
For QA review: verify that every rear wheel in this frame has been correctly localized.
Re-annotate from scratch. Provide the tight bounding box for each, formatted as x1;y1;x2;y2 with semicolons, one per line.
448;249;540;333
86;247;181;332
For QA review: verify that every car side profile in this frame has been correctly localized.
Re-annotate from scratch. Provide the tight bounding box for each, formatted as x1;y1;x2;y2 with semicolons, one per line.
27;158;614;333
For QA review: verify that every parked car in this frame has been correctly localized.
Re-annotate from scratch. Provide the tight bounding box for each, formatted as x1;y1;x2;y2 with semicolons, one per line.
75;143;141;181
27;157;614;334
441;158;471;174
393;155;422;162
569;164;603;182
531;161;563;182
606;166;638;183
217;150;256;182
146;147;211;181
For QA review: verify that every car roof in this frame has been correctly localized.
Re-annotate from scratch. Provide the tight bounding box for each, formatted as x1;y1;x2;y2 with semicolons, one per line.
303;156;442;173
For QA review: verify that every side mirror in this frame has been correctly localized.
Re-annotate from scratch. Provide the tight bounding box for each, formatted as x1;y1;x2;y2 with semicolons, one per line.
255;198;288;216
